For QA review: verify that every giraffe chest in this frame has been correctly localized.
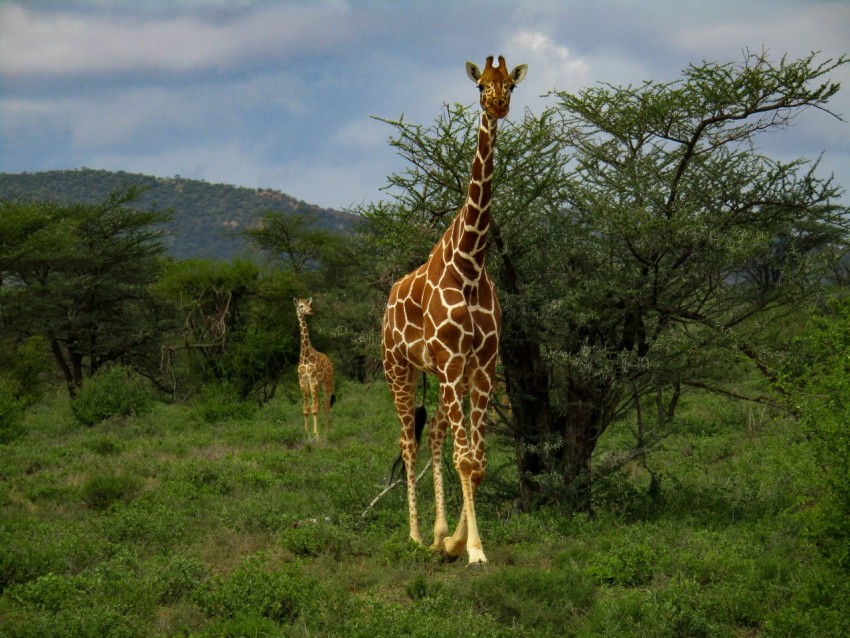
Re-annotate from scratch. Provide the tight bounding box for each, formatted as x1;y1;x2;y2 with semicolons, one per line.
384;264;500;374
299;349;325;372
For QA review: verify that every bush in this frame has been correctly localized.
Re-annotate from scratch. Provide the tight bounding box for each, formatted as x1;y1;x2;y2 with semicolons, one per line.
81;471;141;510
157;554;208;604
0;378;24;443
6;336;51;408
71;364;153;426
195;553;321;624
454;566;596;634
587;541;656;587
193;382;257;423
785;297;850;570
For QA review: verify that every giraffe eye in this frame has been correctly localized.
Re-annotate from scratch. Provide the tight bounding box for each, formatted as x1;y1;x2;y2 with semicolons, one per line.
477;84;484;92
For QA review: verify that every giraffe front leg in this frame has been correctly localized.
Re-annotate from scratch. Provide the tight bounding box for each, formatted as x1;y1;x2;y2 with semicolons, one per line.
299;377;311;433
445;376;490;565
442;455;487;564
432;373;483;562
309;380;320;436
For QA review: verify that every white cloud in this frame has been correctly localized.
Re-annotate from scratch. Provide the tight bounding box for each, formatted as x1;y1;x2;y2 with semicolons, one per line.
331;116;393;151
2;69;313;155
508;30;589;95
2;1;848;209
1;97;57;125
0;1;356;76
670;4;850;60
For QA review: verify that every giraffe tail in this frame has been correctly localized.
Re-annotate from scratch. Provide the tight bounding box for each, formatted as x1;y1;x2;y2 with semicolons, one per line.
330;394;336;407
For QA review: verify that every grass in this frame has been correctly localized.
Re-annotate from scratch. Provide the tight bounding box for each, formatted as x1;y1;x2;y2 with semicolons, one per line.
0;380;847;637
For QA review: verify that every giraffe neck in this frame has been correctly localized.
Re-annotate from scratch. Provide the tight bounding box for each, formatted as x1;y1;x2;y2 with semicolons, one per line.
296;314;313;362
449;112;498;275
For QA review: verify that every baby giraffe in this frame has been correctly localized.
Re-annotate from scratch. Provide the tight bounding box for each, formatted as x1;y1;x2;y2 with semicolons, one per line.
293;297;335;435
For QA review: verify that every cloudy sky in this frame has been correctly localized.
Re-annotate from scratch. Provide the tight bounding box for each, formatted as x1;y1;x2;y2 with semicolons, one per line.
2;0;849;211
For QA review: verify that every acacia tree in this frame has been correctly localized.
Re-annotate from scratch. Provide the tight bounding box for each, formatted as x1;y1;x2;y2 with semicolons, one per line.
244;211;349;275
0;187;172;397
358;51;849;511
154;259;300;403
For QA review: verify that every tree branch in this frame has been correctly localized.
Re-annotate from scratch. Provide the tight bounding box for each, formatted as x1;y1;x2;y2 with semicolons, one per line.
361;463;431;519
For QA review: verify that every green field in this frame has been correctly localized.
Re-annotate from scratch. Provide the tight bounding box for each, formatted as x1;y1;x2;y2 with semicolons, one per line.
1;379;848;637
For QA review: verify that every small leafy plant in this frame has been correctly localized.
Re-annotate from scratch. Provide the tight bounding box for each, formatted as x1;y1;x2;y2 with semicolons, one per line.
71;364;153;426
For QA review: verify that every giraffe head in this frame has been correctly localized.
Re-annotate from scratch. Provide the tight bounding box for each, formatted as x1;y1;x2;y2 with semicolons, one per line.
466;55;527;119
293;297;314;318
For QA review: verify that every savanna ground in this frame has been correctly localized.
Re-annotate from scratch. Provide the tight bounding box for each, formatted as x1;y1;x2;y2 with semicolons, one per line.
1;379;848;637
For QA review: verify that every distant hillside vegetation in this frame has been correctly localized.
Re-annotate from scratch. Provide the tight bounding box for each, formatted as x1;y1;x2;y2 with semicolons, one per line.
0;169;359;261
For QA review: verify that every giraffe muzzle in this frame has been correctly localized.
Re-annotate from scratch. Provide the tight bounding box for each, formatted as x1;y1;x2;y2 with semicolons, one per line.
488;99;509;118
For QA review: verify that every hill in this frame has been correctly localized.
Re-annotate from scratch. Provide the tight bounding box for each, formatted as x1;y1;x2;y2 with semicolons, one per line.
0;168;359;260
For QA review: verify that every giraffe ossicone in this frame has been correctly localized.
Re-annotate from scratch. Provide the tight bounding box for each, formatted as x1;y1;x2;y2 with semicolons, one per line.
381;55;526;565
293;297;335;436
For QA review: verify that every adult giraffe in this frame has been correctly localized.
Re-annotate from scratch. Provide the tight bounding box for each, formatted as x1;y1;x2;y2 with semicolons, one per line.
382;55;527;565
293;297;335;436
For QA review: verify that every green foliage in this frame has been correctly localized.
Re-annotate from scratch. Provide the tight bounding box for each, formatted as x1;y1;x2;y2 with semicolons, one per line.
244;210;347;274
278;519;357;560
194;554;322;625
455;567;597;634
156;259;299;402
357;50;850;510
0;377;24;444
192;382;258;422
587;542;656;587
156;554;208;604
764;566;850;637
0;336;51;408
0;518;116;593
81;471;142;511
0;364;848;636
784;296;850;570
70;364;153;426
3;571;135;638
0;187;173;396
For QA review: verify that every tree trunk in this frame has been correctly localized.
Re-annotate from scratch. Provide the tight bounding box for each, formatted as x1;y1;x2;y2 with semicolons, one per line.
501;316;616;512
501;335;603;513
558;382;605;511
51;338;80;398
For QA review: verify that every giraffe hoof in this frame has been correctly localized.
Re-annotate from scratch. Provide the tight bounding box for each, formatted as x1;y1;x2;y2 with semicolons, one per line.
466;559;488;570
439;550;462;563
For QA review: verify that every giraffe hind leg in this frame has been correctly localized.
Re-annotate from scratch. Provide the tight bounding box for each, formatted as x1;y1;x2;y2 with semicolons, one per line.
427;401;451;553
387;374;423;545
323;378;334;433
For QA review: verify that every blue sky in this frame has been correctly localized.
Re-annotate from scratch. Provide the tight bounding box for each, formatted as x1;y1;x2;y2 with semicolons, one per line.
2;0;849;211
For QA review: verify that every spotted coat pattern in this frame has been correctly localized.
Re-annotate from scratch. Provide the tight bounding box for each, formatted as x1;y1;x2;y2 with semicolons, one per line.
381;56;527;565
294;297;334;436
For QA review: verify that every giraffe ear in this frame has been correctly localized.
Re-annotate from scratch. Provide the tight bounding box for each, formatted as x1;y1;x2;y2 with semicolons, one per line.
293;297;298;305
308;297;313;305
510;64;528;85
466;61;482;83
